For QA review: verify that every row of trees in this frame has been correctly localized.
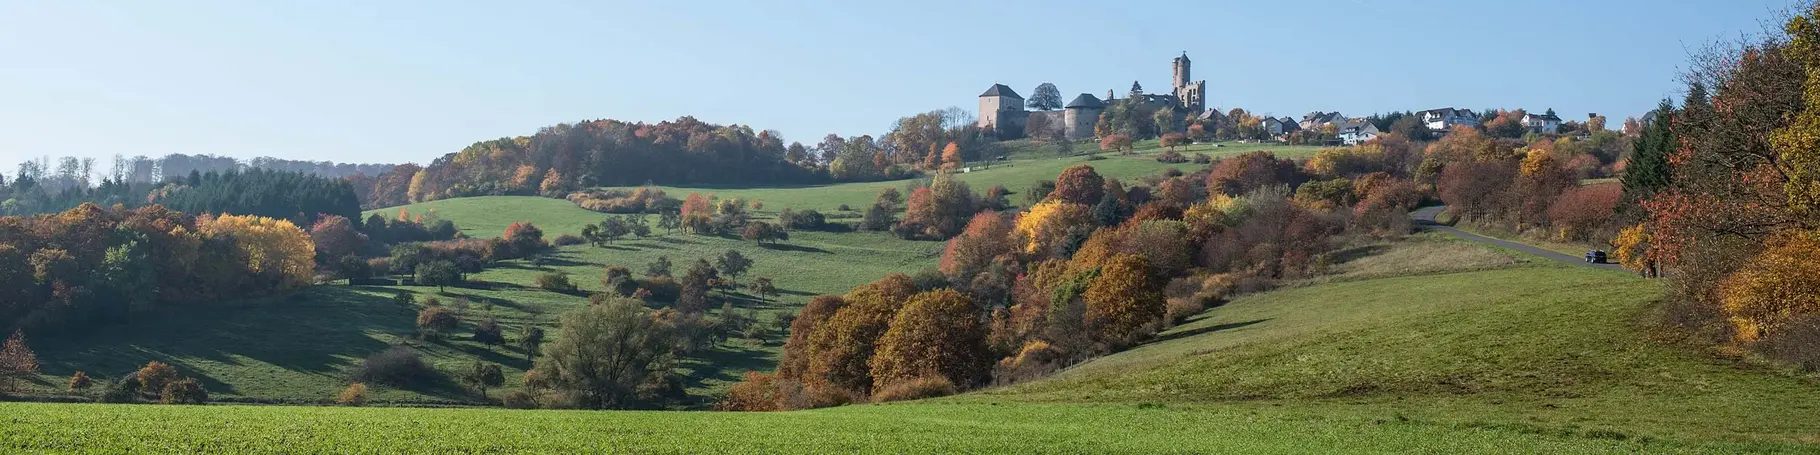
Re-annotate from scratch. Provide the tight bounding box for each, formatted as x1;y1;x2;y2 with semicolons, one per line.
1612;7;1820;371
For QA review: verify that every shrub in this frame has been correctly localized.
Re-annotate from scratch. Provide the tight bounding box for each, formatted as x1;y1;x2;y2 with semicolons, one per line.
161;378;207;404
135;361;179;396
837;204;851;212
784;209;826;230
537;271;579;293
1759;314;1820;371
502;389;539;409
870;376;956;403
1155;149;1187;163
416;307;461;340
337;383;368;406
720;371;791;411
98;377;140;403
351;346;439;388
67;370;93;392
1720;234;1820;342
1084;254;1166;347
1192;153;1212;164
992;340;1064;386
552;234;586;246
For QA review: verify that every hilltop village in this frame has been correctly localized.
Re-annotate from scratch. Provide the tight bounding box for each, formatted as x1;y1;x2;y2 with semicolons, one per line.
977;53;1576;147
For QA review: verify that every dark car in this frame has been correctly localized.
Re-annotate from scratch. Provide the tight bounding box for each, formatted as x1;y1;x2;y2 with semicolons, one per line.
1585;250;1608;264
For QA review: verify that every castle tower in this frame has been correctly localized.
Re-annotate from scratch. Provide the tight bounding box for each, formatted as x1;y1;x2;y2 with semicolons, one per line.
1063;94;1106;141
978;84;1028;139
1172;52;1190;90
1172;52;1207;113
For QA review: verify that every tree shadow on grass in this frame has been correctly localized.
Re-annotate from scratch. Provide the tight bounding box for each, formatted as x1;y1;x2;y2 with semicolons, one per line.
758;243;833;254
1145;319;1271;345
1328;244;1391;265
679;343;777;392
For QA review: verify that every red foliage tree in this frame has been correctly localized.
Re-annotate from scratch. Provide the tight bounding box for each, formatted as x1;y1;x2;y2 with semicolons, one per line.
1547;184;1622;240
1051;164;1106;205
1206;151;1303;196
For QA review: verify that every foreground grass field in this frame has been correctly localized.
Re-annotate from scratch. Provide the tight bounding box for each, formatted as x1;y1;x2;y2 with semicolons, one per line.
0;401;1689;454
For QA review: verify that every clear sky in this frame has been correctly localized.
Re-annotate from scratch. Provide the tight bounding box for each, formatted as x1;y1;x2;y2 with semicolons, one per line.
0;0;1798;171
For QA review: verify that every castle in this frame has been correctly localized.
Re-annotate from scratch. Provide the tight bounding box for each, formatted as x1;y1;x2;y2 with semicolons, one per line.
979;52;1207;140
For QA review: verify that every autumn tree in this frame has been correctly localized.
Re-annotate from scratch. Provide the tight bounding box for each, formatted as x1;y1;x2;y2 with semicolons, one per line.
309;214;368;269
1207;151;1303;196
802;274;917;402
939;212;1015;279
939;142;964;170
136;361;179;396
198;214;316;289
716;250;753;286
1014;200;1094;258
417;306;461;340
1548;184;1622;240
0;330;39;392
1084;254;1165;347
1160;132;1189;152
1100;134;1134;155
868;289;990;389
1051;164;1106;205
678;259;718;313
1721;234;1820;341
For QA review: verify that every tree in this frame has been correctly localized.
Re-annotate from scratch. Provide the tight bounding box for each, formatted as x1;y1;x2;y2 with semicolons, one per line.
473;317;506;345
646;256;673;278
136;361;179;396
417;306;461;340
602;265;637;297
658;211;682;235
1027;82;1063;111
868;289;989;389
861;188;902;231
518;325;546;362
678;259;718;313
527;298;676;409
0;330;39;392
1100;134;1134;155
1014;200;1094;257
309;215;368;267
751;277;779;301
1051;164;1106;205
1084;254;1165;347
802;274;918;400
462;361;506;397
161;378;207;404
940;142;964;171
415;260;461;292
1621;99;1677;212
197;214;317;290
940;212;1016;280
1160;132;1189;151
716;250;754;286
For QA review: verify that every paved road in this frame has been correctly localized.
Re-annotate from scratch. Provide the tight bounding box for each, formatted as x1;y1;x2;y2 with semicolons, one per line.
1410;206;1626;270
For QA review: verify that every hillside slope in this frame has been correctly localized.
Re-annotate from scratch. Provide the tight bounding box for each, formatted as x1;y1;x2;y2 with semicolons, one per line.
970;243;1820;447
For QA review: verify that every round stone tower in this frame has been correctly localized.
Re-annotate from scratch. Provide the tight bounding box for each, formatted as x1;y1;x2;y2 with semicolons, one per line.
1063;93;1106;140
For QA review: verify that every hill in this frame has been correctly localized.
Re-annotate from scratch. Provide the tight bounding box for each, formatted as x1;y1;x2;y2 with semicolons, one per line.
4;236;1816;453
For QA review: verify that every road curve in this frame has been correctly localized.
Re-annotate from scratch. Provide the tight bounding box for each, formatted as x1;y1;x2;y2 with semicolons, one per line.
1410;206;1626;270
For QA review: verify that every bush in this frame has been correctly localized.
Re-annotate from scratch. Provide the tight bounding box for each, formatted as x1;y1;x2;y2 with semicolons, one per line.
837;204;851;212
1192;153;1213;164
337;383;368;406
416;307;461;340
351;346;440;388
870;376;956;403
1165;297;1206;325
98;377;140;403
502;389;539;409
161;378;207;404
784;209;827;230
537;271;579;293
552;234;586;246
1759;314;1820;371
136;361;179;396
1155;149;1188;163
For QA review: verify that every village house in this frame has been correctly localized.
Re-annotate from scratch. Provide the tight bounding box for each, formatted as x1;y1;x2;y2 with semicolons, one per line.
1336;118;1381;145
1522;110;1562;134
1418;107;1479;132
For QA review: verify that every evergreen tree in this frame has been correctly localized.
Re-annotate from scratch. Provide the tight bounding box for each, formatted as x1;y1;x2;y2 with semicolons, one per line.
1620;98;1677;221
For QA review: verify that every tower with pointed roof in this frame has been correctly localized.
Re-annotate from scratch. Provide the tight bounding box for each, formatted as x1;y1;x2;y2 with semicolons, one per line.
978;84;1028;139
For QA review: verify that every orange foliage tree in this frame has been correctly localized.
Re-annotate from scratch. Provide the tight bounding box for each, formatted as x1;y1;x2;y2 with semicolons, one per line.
1051;165;1106;205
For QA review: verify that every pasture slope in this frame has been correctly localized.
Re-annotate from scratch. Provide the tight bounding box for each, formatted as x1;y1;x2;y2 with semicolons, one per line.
4;235;1819;453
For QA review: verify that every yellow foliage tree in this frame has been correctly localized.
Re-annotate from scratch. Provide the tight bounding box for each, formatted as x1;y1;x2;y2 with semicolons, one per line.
1519;148;1555;177
1612;224;1654;273
1720;233;1820;341
406;170;431;203
198;214;315;289
1773;10;1820;218
1014;200;1092;257
868;289;988;389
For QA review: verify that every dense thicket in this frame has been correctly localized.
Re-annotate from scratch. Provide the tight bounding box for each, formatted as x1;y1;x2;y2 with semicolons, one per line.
0;203;314;334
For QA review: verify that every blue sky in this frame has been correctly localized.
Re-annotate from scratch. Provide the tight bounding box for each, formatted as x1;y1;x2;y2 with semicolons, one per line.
0;0;1797;171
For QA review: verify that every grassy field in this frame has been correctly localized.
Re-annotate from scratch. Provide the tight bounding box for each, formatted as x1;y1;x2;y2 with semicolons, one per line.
0;401;1692;454
5;237;1817;453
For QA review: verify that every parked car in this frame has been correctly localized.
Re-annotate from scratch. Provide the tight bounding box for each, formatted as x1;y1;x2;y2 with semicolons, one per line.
1585;250;1608;264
